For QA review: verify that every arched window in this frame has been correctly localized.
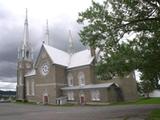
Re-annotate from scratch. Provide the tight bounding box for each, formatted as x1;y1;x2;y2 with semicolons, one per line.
91;89;100;101
26;51;29;58
67;73;73;86
31;81;35;96
78;72;85;86
67;91;74;100
19;73;22;85
26;80;30;95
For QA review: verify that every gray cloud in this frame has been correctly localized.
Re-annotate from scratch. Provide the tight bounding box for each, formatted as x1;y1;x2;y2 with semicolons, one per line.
0;77;16;83
0;6;85;88
0;81;16;90
0;5;11;20
0;61;16;78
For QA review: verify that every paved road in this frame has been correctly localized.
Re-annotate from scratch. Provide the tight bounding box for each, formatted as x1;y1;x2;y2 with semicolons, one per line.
0;103;159;120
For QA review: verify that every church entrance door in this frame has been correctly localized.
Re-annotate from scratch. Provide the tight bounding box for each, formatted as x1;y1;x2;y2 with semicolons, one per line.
80;96;85;105
43;95;48;105
79;91;85;105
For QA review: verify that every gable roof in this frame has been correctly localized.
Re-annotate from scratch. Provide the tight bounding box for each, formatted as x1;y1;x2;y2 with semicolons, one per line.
43;44;69;66
43;44;94;68
68;49;94;68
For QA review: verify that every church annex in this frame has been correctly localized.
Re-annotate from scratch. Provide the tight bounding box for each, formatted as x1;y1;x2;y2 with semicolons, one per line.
16;10;138;105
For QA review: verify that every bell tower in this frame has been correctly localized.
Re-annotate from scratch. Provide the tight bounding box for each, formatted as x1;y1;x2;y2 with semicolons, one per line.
16;9;33;101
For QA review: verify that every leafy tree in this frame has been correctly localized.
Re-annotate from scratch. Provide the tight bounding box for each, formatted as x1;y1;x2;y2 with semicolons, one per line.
139;80;155;98
77;0;160;89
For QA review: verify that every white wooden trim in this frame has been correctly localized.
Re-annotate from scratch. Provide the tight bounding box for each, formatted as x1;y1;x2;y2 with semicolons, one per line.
31;81;35;96
36;83;66;87
26;81;30;95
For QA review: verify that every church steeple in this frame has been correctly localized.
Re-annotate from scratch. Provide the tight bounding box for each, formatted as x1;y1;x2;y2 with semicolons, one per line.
43;20;49;45
18;8;33;61
17;9;33;101
22;8;29;49
68;30;74;55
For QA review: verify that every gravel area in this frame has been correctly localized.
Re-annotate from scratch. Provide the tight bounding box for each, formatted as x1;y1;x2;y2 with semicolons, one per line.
0;103;159;120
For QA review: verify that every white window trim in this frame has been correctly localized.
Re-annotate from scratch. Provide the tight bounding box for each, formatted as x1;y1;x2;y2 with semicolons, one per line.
67;91;74;101
19;74;22;86
91;89;100;101
31;81;35;96
67;73;73;87
26;80;30;96
68;79;73;87
78;72;85;86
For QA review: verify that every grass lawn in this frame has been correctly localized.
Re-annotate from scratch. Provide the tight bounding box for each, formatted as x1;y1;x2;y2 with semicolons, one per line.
110;97;160;105
146;109;160;120
135;97;160;104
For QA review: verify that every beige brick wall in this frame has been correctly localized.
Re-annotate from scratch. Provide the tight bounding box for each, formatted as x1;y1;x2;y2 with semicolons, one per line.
113;73;138;101
107;86;119;102
63;88;117;104
30;48;58;104
67;65;95;86
35;85;56;104
55;65;67;98
24;46;138;104
17;59;33;100
25;75;36;102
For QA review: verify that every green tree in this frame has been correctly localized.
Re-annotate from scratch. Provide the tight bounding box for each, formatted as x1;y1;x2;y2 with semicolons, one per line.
139;80;155;98
77;0;160;88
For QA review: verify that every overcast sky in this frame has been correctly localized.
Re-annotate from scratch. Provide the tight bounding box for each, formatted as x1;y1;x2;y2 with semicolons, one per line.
0;0;99;91
0;0;141;91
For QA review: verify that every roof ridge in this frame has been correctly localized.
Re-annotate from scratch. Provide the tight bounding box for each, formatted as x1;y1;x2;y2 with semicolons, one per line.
43;44;69;55
43;44;94;68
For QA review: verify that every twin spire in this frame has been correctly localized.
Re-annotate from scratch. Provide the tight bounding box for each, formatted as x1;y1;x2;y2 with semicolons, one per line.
42;21;74;55
22;8;50;46
21;9;74;54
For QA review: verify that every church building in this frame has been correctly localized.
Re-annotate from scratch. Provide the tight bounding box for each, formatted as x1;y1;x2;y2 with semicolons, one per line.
16;10;138;105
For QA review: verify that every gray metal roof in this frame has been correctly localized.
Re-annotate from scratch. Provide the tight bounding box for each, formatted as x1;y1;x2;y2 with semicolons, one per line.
61;82;119;90
25;69;36;77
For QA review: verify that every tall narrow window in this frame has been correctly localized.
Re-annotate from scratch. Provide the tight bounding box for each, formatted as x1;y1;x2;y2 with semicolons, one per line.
19;74;22;85
67;91;74;100
91;89;100;101
67;73;73;86
26;51;29;58
26;80;30;95
78;72;85;86
31;81;35;96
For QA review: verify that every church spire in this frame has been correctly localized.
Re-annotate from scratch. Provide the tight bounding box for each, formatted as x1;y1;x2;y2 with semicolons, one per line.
18;8;33;61
22;8;29;49
17;9;33;101
43;20;49;45
68;30;74;55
